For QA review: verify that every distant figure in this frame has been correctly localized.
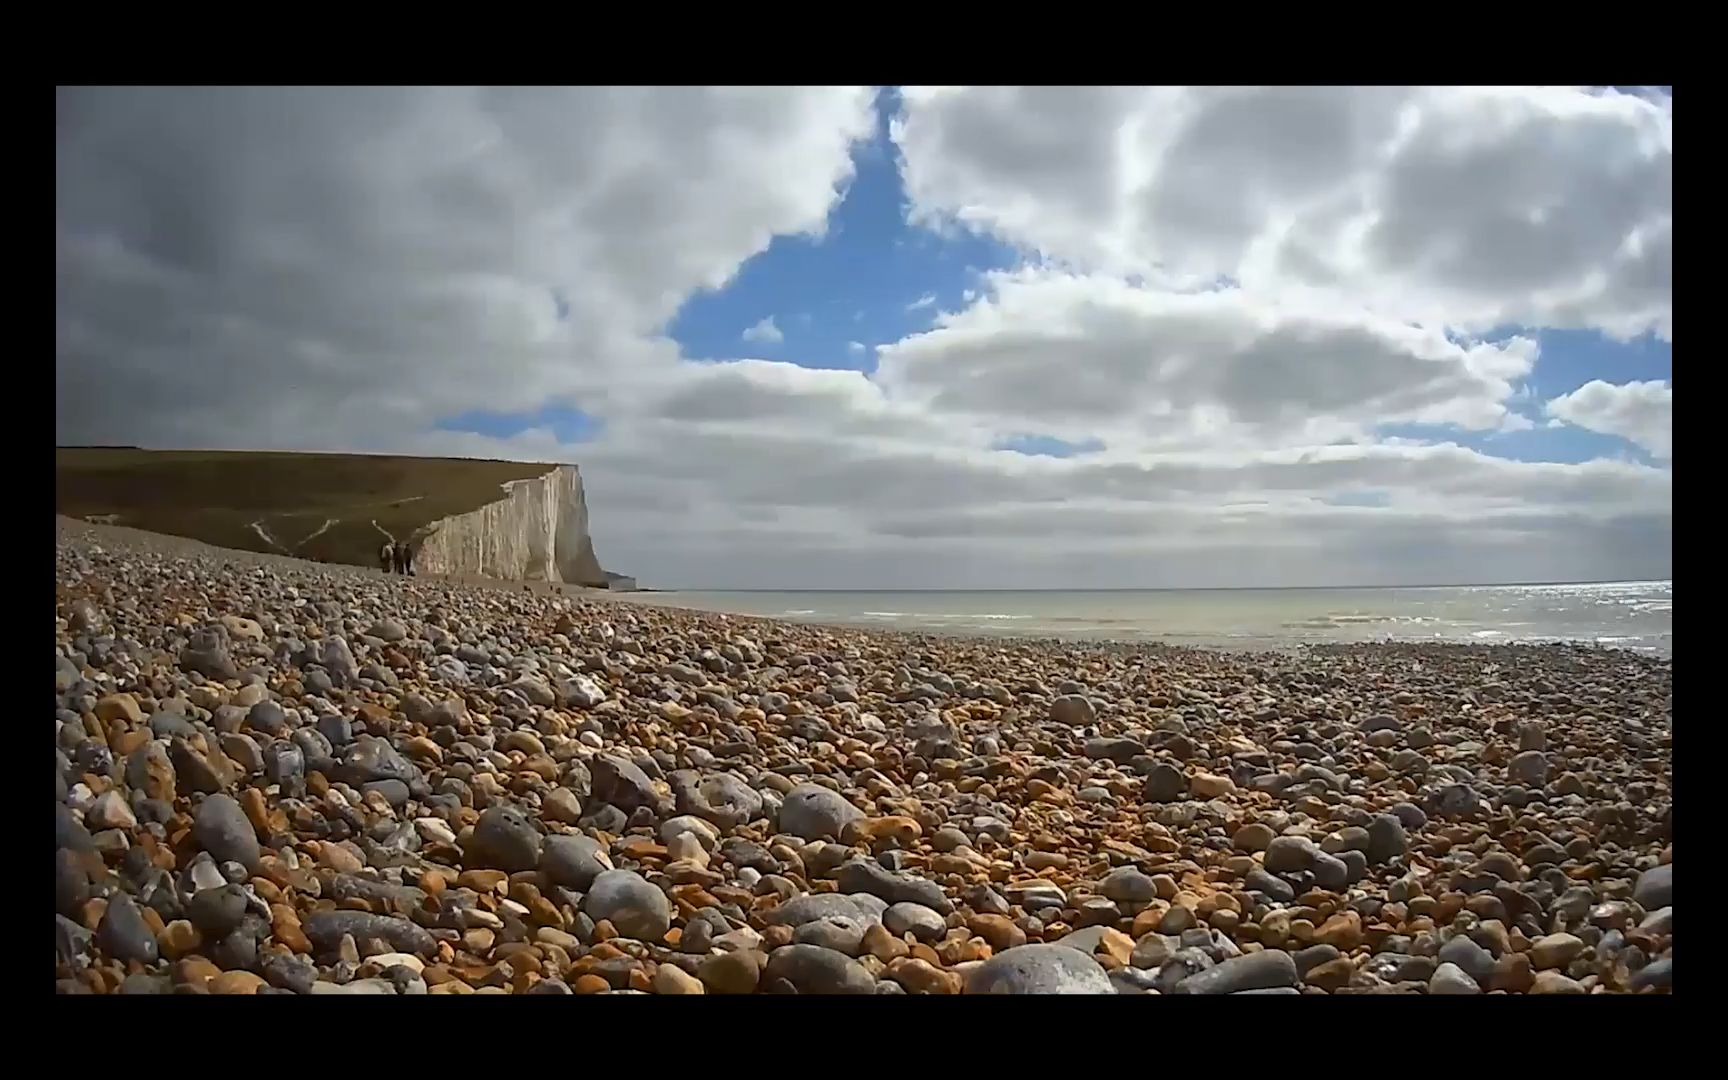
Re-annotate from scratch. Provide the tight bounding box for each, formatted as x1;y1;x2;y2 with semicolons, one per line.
379;541;395;574
402;541;417;577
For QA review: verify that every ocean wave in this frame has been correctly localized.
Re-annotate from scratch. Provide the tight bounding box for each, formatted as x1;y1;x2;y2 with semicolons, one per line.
781;609;817;616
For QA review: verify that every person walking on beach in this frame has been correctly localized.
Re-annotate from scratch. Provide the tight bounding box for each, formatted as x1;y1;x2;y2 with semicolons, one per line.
379;540;395;574
402;540;417;577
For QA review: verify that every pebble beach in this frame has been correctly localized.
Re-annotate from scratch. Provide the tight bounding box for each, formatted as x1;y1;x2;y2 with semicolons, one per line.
55;518;1674;995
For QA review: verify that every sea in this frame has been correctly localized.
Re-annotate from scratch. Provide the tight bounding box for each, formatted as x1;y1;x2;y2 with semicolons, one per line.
628;580;1672;657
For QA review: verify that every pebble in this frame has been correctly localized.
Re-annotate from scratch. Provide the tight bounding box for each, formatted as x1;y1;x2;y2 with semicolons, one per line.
763;944;877;994
465;805;543;872
97;891;160;964
1169;950;1298;995
583;870;672;942
540;834;611;890
884;902;948;942
966;944;1114;994
192;793;261;871
1438;934;1496;987
793;915;867;955
1428;963;1482;995
1529;932;1586;970
652;964;705;994
778;783;865;841
51;520;1674;996
699;949;765;994
1633;864;1672;910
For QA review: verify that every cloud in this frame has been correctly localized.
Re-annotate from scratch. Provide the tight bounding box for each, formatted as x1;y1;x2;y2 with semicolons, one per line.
55;86;1671;589
874;268;1538;448
57;86;875;450
893;86;1672;340
1546;379;1672;458
741;316;784;345
907;293;937;311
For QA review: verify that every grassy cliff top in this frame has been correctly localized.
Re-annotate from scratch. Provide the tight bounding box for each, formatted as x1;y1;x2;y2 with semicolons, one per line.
55;447;559;566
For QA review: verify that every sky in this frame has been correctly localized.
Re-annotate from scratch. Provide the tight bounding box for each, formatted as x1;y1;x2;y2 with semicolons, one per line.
56;86;1672;589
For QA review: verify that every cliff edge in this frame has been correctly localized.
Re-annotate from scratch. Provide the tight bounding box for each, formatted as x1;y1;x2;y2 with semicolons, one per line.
413;464;607;586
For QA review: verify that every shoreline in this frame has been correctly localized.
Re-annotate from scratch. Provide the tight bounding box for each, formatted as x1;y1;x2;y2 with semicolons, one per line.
59;517;1669;661
56;517;1673;995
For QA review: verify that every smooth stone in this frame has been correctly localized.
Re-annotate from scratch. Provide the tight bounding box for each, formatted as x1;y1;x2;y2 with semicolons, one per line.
1437;934;1496;986
57;914;95;967
768;894;874;928
1169;949;1298;995
966;944;1114;995
834;859;953;914
1293;944;1342;977
192;794;261;871
793;915;868;955
884;902;948;942
698;949;765;994
1129;933;1177;970
1629;957;1672;992
540;834;610;890
1049;694;1096;726
1099;866;1158;903
1429;962;1482;994
1633;864;1672;910
1366;813;1407;864
778;783;865;841
1245;868;1295;903
588;754;662;813
465;805;543;872
185;884;249;937
97;892;159;965
1232;823;1276;852
56;849;91;916
1143;763;1188;802
582;869;672;942
763;944;877;994
1264;835;1317;873
1529;932;1586;970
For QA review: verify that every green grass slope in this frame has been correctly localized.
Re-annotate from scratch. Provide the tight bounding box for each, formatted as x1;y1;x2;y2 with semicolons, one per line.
55;448;556;568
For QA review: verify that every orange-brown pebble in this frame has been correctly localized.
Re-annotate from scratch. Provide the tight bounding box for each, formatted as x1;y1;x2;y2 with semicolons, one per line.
862;922;910;962
967;914;1027;951
886;956;962;994
458;869;509;893
652;964;706;994
573;974;611;994
172;957;221;989
210;971;266;994
157;920;202;960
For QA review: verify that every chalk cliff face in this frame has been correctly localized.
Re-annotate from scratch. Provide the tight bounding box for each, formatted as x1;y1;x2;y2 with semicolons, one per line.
414;465;607;586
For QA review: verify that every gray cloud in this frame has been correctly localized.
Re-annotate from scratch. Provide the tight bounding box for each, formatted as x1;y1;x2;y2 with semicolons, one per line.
895;86;1672;340
56;86;1671;589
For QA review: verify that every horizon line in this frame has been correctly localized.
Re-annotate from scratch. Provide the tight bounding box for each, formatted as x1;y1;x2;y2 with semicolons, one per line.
660;578;1673;594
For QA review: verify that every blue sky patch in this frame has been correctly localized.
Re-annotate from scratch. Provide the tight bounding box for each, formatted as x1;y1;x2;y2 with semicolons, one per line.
666;88;1021;374
1376;420;1651;465
436;404;602;444
995;433;1106;458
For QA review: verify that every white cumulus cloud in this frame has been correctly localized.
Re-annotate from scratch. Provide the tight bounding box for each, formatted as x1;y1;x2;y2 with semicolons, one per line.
741;316;784;345
1547;379;1673;459
893;85;1672;340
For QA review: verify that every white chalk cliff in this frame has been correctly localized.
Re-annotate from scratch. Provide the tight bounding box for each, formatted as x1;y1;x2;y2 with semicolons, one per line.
414;465;607;586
